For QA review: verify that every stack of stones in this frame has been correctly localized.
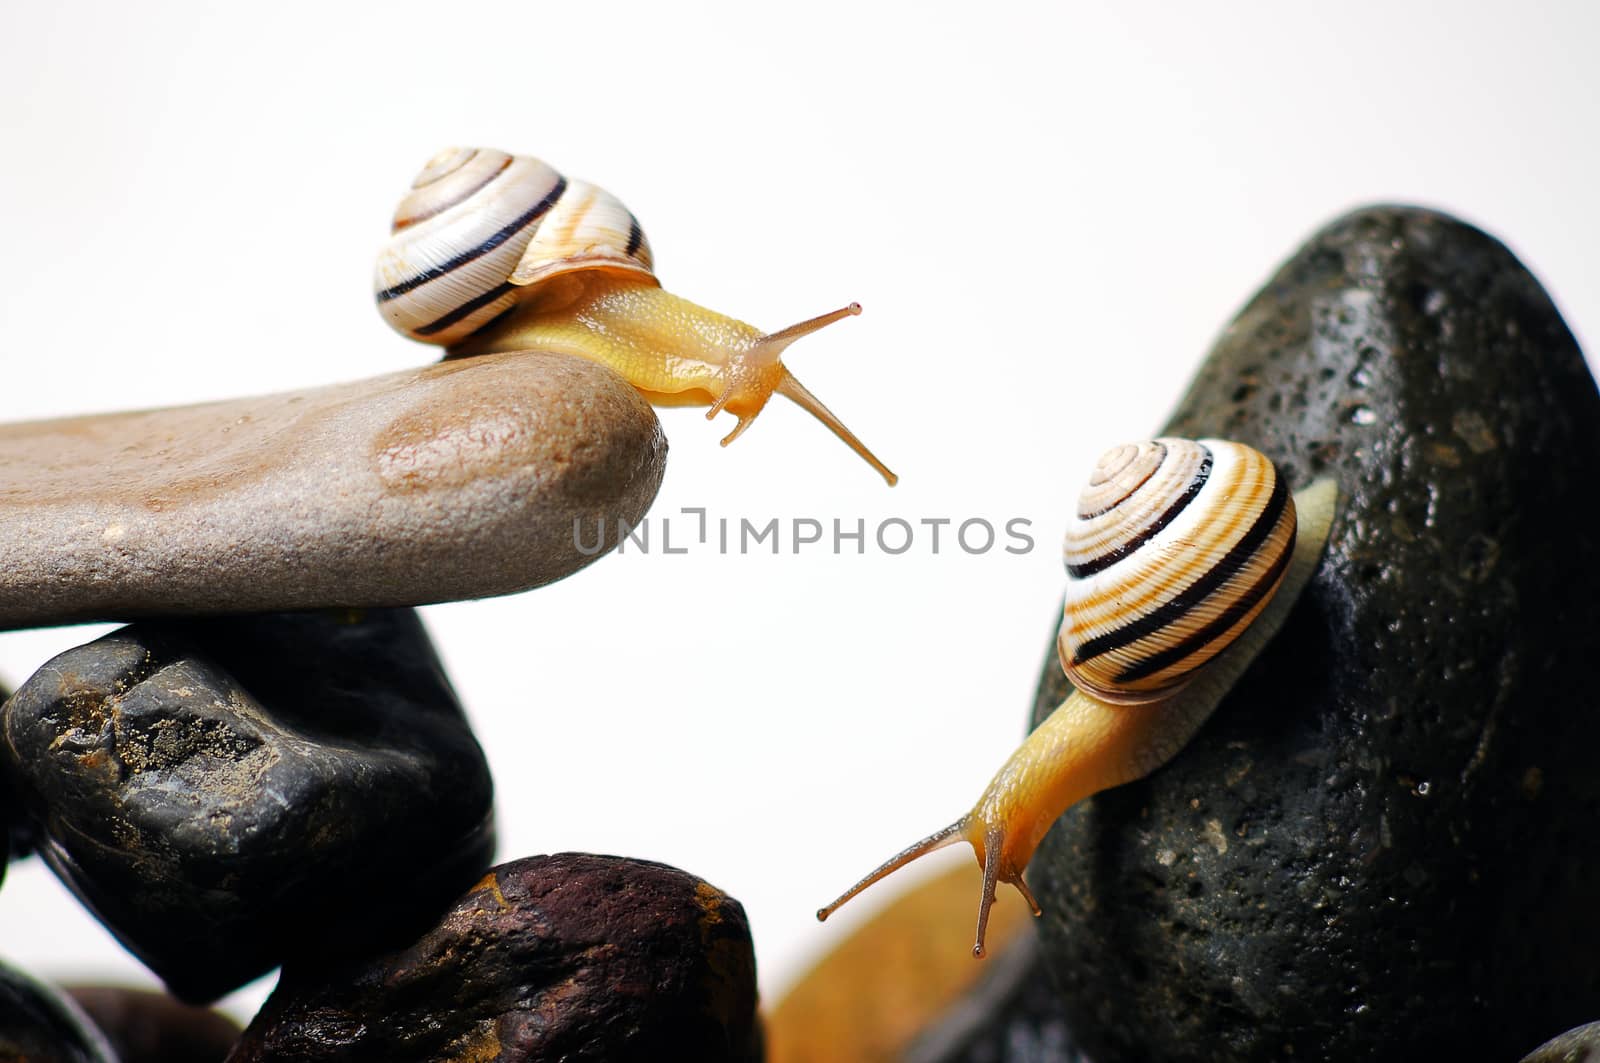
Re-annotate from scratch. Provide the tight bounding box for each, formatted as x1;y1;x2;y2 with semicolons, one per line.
0;351;761;1059
6;204;1600;1063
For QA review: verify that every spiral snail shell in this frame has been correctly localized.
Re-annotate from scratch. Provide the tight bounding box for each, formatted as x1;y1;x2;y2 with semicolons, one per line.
1059;439;1296;705
818;439;1337;955
374;147;896;485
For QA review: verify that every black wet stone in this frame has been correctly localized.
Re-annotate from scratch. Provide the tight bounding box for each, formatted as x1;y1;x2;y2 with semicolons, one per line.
0;959;116;1062
1020;206;1600;1061
0;608;495;1003
227;853;762;1063
0;677;16;877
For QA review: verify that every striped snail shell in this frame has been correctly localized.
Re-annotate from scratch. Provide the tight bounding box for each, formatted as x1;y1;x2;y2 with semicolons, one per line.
818;436;1335;955
367;146;898;485
374;147;655;346
1058;438;1296;706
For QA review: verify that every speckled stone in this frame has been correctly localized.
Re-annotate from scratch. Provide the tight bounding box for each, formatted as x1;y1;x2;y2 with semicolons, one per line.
0;350;666;629
65;986;241;1063
1023;207;1600;1060
0;960;117;1062
227;853;762;1062
2;608;495;1003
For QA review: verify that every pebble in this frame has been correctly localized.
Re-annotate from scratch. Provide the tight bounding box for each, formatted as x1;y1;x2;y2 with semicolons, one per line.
227;853;762;1062
2;608;496;1002
0;350;666;628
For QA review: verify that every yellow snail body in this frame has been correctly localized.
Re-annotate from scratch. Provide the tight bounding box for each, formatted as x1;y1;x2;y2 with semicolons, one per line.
818;439;1339;954
374;147;896;485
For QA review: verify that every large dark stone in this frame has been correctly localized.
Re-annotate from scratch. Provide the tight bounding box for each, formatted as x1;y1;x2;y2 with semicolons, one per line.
228;853;762;1062
0;608;495;1003
1025;206;1600;1060
0;960;116;1062
65;985;241;1063
0;677;15;876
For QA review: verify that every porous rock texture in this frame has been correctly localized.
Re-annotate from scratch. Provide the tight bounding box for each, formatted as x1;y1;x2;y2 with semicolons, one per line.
916;206;1600;1062
1025;206;1600;1061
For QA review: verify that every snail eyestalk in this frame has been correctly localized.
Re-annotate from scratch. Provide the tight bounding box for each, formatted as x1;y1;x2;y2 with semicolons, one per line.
378;148;897;483
817;473;1340;957
707;301;898;486
814;815;1044;959
750;302;863;360
816;821;963;925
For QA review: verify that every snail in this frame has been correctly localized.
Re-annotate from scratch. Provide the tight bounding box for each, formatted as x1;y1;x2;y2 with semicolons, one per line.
817;439;1339;955
374;147;896;485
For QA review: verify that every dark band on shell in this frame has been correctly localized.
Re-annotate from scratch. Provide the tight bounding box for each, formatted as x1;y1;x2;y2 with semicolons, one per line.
375;176;568;304
1057;439;1298;705
375;148;658;347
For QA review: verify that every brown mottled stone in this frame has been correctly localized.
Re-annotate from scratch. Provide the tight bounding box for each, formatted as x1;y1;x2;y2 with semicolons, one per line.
227;853;762;1063
65;986;240;1063
0;351;666;629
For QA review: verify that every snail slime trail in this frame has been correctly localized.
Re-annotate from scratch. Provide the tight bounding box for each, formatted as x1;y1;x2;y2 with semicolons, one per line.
818;440;1339;956
374;146;897;485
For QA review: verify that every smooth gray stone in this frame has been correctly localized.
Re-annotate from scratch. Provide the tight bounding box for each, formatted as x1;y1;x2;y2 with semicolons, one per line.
0;351;666;628
1024;207;1600;1060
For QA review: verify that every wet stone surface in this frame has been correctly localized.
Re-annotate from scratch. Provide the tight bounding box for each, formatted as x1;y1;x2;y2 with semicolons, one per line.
1018;206;1600;1059
0;959;117;1063
0;350;667;629
1;608;495;1003
0;676;19;877
228;852;762;1063
65;985;241;1063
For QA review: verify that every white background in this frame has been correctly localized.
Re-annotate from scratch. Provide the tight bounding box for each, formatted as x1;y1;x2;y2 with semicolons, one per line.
1;0;1596;1024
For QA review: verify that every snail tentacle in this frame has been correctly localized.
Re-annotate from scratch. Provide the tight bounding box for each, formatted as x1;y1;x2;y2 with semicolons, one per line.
816;821;964;924
376;148;896;484
773;370;899;487
818;445;1339;957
